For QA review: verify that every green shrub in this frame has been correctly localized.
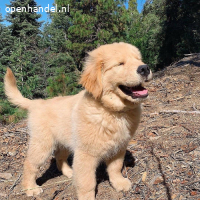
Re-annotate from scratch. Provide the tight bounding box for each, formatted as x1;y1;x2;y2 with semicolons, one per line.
0;100;27;124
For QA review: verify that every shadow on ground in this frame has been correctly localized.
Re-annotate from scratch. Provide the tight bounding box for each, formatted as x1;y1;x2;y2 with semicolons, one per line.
36;150;135;188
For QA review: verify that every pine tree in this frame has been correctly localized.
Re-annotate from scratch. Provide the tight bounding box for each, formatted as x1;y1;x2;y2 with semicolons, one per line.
0;13;3;24
53;0;127;71
0;13;6;99
41;0;128;96
128;0;166;69
6;0;42;38
0;13;16;99
41;22;81;97
128;0;138;14
159;0;200;66
46;53;81;97
126;0;140;45
5;0;44;99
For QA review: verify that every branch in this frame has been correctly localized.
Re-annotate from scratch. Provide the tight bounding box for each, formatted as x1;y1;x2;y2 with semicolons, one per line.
152;110;200;115
184;53;200;56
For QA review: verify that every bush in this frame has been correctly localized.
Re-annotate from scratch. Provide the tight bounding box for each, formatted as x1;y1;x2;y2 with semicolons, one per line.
0;100;27;124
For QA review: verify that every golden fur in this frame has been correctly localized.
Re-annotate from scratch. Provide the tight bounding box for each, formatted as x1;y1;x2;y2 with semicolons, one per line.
4;42;152;200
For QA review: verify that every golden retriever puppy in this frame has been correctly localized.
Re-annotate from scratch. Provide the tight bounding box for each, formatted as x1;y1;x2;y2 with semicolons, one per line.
4;42;152;200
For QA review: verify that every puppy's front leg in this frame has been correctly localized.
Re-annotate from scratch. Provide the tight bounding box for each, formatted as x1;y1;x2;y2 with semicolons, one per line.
106;150;132;192
73;150;98;200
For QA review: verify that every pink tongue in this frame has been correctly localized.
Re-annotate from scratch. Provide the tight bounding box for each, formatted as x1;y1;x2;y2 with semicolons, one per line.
132;89;148;97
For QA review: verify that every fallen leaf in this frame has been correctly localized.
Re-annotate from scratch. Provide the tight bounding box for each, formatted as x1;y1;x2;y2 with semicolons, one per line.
187;171;193;176
172;194;177;199
181;180;188;184
154;177;163;184
142;171;147;182
179;195;183;200
129;140;137;145
135;186;140;193
190;190;197;196
147;132;157;137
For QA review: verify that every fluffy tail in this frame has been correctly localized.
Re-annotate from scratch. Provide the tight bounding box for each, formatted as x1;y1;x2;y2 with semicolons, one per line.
4;68;31;110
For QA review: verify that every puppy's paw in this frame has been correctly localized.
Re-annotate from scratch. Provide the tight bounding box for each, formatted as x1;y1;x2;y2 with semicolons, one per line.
57;161;73;178
26;187;43;196
77;191;95;200
111;178;132;192
62;167;73;178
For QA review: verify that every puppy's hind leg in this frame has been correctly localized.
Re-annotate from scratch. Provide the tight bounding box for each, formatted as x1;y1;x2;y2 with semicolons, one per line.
22;134;54;197
55;146;73;178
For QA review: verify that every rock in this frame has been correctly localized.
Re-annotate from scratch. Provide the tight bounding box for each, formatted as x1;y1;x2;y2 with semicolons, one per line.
150;175;164;185
149;136;161;141
190;149;200;157
8;150;17;156
0;172;12;180
172;179;180;183
0;193;7;197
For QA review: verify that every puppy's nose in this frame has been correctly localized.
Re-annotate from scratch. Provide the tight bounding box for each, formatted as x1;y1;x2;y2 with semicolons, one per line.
137;65;150;77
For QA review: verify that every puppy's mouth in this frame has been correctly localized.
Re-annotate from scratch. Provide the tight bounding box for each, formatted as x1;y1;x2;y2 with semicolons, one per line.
119;84;148;99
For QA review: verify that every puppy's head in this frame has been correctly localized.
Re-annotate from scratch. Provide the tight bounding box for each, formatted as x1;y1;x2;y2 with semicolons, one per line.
80;42;153;111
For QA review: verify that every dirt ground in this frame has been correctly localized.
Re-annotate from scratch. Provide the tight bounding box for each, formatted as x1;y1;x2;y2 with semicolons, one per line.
1;55;200;200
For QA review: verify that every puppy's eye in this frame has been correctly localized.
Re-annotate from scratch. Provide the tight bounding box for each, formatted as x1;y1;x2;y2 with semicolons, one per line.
119;62;124;66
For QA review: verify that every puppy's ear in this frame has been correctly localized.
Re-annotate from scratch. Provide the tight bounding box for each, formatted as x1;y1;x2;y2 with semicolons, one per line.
79;51;103;99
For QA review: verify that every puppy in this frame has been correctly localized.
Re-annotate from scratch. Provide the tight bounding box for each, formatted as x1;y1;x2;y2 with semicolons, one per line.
4;42;152;200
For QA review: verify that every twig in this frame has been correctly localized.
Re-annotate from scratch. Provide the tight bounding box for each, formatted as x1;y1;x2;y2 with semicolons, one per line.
152;110;200;115
9;174;22;191
183;179;200;186
14;178;72;195
162;110;200;114
123;164;128;178
7;174;22;199
193;103;199;111
161;126;177;133
132;178;142;191
0;179;15;183
150;144;172;200
170;97;184;102
184;53;200;56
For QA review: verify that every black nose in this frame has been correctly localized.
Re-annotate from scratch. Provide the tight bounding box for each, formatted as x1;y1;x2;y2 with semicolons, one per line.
137;65;150;77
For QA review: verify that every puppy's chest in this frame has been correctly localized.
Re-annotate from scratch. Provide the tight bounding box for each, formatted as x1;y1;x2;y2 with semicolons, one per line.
73;107;141;157
97;114;137;156
101;115;132;139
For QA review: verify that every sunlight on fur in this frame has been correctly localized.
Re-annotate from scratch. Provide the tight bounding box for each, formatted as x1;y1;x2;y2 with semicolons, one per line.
4;42;152;200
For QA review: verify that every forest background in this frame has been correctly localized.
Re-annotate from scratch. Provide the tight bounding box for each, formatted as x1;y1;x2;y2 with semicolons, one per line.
0;0;199;123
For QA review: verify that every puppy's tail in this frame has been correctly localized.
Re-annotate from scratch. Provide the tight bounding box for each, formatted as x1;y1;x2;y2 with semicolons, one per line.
4;68;31;110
